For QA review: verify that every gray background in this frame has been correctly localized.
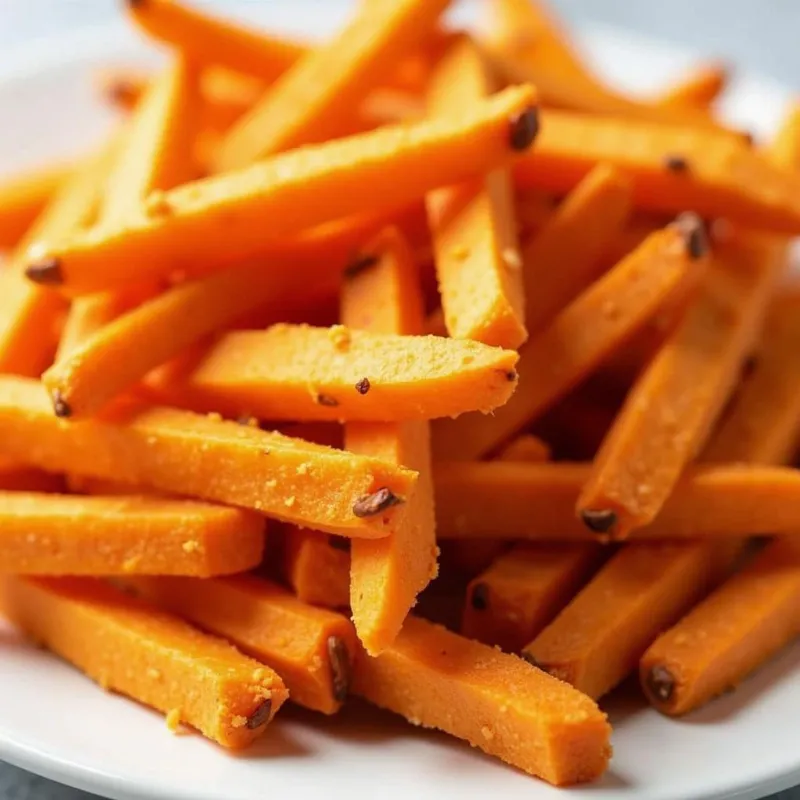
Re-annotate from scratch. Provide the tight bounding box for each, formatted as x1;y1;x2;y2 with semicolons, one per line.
0;1;797;798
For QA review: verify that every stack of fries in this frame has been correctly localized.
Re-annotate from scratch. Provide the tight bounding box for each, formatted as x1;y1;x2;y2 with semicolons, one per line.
1;0;799;788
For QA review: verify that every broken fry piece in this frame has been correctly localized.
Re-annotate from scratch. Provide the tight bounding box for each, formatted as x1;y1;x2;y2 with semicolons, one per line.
352;615;612;786
0;492;264;576
157;323;519;423
283;528;350;610
521;163;632;332
0;575;287;747
342;227;438;654
435;462;800;541
28;86;538;295
515;109;800;233
522;540;737;699
425;35;527;349
0;161;72;250
462;542;603;652
0;375;417;539
578;235;779;538
130;574;358;714
433;217;703;461
640;538;800;716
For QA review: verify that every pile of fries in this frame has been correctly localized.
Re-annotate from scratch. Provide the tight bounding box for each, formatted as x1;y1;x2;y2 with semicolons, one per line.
1;0;800;788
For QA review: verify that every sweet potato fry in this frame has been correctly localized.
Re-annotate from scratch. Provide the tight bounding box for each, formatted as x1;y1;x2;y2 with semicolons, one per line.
655;63;729;109
27;85;539;295
432;217;703;461
156;323;519;423
0;576;287;747
0;376;417;539
487;0;717;127
578;234;780;538
283;528;350;610
0;140;115;375
130;574;358;714
352;615;612;786
0;492;264;576
435;462;800;541
425;35;527;349
522;539;738;699
0;161;72;250
215;0;451;168
521;163;632;332
342;227;438;654
462;543;603;652
641;538;800;716
515;109;800;233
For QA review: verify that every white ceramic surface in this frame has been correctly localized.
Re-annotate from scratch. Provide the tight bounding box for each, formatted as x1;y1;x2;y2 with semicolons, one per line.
0;3;798;800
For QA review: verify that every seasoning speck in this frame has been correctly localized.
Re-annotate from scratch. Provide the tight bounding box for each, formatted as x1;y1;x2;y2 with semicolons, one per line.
663;154;689;173
509;106;540;151
647;664;676;703
580;508;618;534
674;212;708;260
51;390;72;419
316;393;339;407
327;635;352;703
246;697;273;729
25;257;63;286
355;377;371;395
284;496;296;508
352;487;403;517
470;583;489;611
329;324;351;351
296;462;309;476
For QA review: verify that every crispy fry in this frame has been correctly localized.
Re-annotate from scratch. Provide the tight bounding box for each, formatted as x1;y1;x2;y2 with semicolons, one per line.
0;576;287;747
426;35;527;348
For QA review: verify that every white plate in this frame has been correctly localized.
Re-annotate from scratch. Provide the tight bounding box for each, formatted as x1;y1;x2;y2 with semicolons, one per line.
0;3;798;800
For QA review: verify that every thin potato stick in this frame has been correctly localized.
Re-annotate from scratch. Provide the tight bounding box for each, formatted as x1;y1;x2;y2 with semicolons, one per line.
432;218;704;461
425;36;527;349
655;63;729;109
26;85;539;295
283;528;350;610
0;140;116;375
215;0;451;168
521;163;632;333
156;323;519;423
514;109;800;234
42;251;353;419
462;542;603;652
0;492;264;576
57;58;203;360
125;0;306;83
434;462;800;541
129;574;358;714
0;376;418;539
352;615;612;786
487;0;717;127
0;161;73;249
521;539;738;699
342;228;438;654
577;235;780;538
0;576;287;747
640;538;800;716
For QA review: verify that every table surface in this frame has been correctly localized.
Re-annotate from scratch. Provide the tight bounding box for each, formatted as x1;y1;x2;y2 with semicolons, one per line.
0;1;798;798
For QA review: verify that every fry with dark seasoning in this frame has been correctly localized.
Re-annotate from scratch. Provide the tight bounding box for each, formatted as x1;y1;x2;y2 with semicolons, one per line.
352;487;403;518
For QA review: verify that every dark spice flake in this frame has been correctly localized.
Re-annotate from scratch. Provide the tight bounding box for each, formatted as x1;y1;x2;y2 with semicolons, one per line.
316;393;339;407
51;390;72;419
470;583;489;611
646;664;676;703
580;508;618;535
355;377;371;395
344;253;379;279
245;697;273;729
25;257;63;286
674;212;708;260
352;487;403;518
509;106;540;151
663;154;689;173
327;635;352;703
